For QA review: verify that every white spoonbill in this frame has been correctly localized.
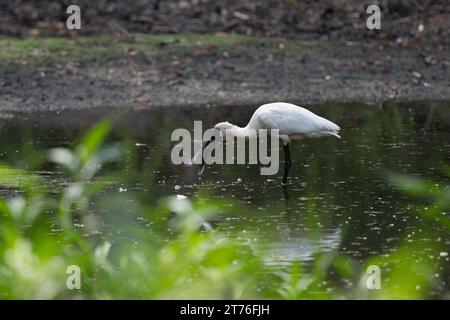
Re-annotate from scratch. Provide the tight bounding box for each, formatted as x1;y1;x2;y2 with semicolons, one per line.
197;102;341;184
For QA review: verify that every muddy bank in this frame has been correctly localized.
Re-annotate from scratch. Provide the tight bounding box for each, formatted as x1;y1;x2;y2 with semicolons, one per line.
1;34;450;114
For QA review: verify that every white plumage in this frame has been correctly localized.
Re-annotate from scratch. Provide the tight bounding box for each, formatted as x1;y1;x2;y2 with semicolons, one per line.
244;102;341;144
199;102;341;183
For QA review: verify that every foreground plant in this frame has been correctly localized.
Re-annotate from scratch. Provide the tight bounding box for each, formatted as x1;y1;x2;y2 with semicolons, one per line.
0;119;447;299
0;120;269;299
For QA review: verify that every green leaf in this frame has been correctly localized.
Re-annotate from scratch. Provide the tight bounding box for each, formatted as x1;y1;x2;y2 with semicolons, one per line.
386;171;446;197
0;163;45;193
76;118;112;164
48;148;77;171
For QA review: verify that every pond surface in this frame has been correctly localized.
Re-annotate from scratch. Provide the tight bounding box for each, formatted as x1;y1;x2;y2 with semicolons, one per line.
1;101;449;297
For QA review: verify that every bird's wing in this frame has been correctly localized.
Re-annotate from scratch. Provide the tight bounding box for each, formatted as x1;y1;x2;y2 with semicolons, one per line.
257;105;340;137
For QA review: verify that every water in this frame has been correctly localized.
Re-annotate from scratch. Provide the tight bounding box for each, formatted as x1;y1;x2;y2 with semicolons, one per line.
1;101;449;295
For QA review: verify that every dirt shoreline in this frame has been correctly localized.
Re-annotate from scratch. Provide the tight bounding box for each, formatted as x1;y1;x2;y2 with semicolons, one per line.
1;34;449;115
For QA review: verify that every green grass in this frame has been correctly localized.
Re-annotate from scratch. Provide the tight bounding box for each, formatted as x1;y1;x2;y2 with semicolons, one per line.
0;33;330;69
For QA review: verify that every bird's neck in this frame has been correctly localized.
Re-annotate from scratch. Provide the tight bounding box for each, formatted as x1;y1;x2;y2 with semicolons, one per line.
226;125;256;138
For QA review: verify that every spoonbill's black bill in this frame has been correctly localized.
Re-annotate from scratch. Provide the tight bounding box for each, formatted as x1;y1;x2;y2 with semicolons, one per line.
191;102;341;183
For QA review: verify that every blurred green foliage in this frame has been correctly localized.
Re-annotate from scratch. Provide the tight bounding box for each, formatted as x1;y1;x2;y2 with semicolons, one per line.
0;118;448;299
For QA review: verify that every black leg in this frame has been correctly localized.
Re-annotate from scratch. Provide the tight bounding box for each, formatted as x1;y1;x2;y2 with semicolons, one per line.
198;136;215;175
282;143;292;184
